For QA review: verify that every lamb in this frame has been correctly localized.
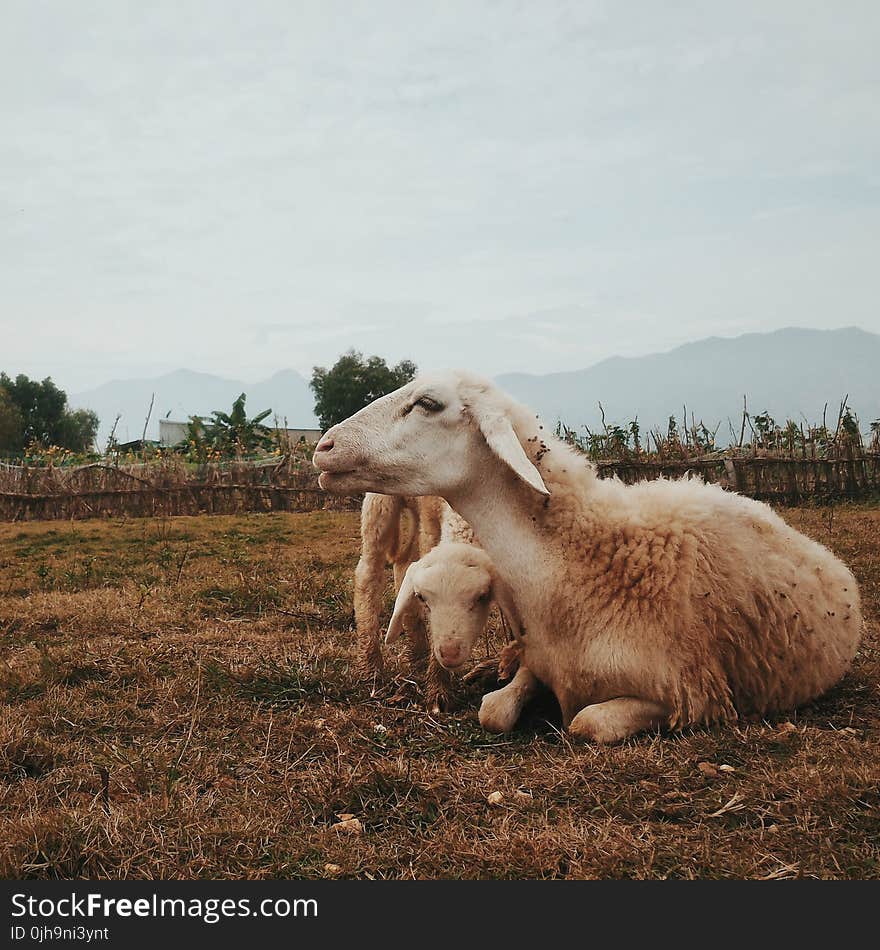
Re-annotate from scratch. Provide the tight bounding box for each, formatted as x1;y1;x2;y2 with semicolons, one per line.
385;539;521;676
314;371;863;743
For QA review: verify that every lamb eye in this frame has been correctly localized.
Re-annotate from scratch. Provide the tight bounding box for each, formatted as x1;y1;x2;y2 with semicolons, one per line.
415;591;426;603
414;395;444;413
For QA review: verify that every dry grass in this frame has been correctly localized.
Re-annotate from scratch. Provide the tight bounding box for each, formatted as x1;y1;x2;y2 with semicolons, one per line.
1;506;878;879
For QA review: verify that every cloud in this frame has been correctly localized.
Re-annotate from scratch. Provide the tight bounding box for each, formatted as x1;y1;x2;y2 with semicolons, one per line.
1;1;878;390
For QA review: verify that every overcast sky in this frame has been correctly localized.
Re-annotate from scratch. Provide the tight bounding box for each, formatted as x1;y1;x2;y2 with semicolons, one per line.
2;1;879;391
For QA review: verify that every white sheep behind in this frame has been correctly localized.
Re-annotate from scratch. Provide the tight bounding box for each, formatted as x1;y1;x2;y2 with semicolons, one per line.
353;493;444;687
440;505;476;544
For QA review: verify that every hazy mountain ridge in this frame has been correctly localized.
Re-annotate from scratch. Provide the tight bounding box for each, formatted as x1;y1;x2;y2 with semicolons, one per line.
71;369;317;445
497;327;880;439
70;327;879;447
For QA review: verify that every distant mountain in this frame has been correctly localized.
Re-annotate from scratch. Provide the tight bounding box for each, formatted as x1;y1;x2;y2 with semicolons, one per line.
71;369;317;446
497;327;880;440
70;327;879;448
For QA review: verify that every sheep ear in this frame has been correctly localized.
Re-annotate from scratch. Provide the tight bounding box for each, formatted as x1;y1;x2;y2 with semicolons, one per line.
385;566;419;644
470;406;549;497
491;573;524;639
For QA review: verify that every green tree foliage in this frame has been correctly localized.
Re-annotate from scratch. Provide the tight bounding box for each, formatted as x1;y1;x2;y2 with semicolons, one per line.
0;388;24;450
55;409;101;453
310;350;418;430
0;373;99;452
186;393;273;459
839;407;861;443
1;373;66;445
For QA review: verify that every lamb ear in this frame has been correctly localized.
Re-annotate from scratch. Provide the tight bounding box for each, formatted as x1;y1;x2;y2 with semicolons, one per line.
491;573;524;640
385;566;419;644
470;405;549;497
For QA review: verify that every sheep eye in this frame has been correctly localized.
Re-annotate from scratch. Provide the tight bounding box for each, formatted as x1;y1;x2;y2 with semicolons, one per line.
413;395;445;413
415;591;426;603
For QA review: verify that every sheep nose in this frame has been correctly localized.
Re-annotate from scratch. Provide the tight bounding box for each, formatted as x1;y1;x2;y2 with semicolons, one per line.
439;643;463;664
315;435;335;453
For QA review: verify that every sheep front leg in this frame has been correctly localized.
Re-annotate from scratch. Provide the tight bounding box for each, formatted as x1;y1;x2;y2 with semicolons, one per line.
479;666;539;733
425;654;453;714
567;697;668;744
403;608;430;673
402;617;451;711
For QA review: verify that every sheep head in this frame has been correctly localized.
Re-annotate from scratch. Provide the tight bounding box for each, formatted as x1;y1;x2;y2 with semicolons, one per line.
385;543;511;671
313;370;549;499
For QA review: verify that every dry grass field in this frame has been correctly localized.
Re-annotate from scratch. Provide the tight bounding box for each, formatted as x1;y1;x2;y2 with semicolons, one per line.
1;505;878;879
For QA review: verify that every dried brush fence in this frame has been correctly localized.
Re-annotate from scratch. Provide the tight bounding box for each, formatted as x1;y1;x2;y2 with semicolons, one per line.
0;457;360;523
2;445;879;524
596;443;880;504
563;398;880;505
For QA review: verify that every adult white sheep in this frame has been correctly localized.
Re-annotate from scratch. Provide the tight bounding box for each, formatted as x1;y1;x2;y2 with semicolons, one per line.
314;371;863;742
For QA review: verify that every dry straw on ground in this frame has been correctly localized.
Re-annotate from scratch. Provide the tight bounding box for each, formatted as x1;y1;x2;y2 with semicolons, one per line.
0;507;878;878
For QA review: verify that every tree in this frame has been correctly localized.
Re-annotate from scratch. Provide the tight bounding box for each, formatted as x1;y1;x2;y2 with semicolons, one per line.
55;409;100;453
310;350;418;430
0;373;100;452
0;388;24;451
0;373;67;445
186;393;273;458
209;392;273;455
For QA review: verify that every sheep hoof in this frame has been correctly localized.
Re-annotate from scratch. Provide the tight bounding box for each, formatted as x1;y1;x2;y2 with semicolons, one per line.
479;689;521;733
427;692;451;714
568;710;629;744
